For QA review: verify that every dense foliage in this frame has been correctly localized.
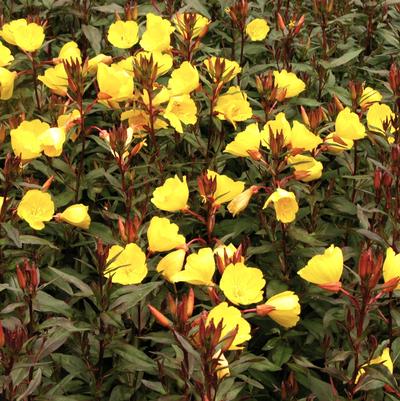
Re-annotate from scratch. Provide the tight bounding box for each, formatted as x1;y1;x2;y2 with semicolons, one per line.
1;0;400;400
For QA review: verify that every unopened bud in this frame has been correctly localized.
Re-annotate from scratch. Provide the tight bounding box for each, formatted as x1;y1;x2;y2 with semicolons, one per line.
318;282;342;292
256;304;275;316
41;176;54;192
277;13;286;31
148;305;172;328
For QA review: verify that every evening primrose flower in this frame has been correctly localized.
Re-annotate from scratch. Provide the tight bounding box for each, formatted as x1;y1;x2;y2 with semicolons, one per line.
245;19;270;41
107;20;139;49
38;64;68;96
10;119;50;161
134;51;173;76
57;204;91;229
335;107;366;141
288;154;323;182
367;103;395;136
87;54;113;74
140;13;175;53
204;57;241;82
257;291;300;328
224;123;261;157
14;22;45;52
174;13;209;38
261;112;292;148
213;350;230;379
324;133;354;153
163;95;197;134
147;216;186;252
297;244;343;291
355;348;393;384
0;42;14;67
0;67;16;100
168;62;199;96
290;121;322;151
151;175;189;212
360;87;382;108
56;41;82;63
215;86;253;127
104;243;147;285
383;248;400;290
206;302;251;350
0;19;27;45
39;127;66;157
227;186;259;217
273;70;305;99
156;249;186;282
207;170;245;204
172;247;215;285
97;63;133;107
220;262;265;305
263;188;299;224
17;189;55;230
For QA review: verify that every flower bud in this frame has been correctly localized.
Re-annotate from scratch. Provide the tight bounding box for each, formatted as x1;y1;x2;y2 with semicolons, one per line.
148;305;172;328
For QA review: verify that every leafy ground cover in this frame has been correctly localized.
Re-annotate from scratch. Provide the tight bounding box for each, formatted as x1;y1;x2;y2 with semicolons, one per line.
1;0;400;400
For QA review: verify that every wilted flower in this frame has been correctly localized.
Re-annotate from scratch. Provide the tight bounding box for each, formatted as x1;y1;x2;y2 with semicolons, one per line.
147;216;186;252
273;70;306;99
263;188;299;223
156;249;186;282
219;262;265;305
57;204;90;229
104;243;147;285
206;302;251;350
207;170;245;204
245;18;270;41
140;13;175;53
151;175;189;212
297;244;343;290
168;62;199;96
288;154;323;182
172;247;215;285
107;20;139;49
224;123;261;157
383;248;400;290
0;67;16;100
164;95;197;134
17;189;55;230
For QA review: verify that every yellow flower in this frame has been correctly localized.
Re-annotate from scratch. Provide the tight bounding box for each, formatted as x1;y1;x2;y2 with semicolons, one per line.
290;121;322;151
17;189;55;230
215;86;253;127
142;86;170;107
156;249;186;282
0;19;27;45
0;67;16;100
355;348;393;384
324;133;354;153
57;109;81;129
10;119;50;161
151;175;189;212
135;51;173;76
273;70;305;99
335;107;366;141
206;302;251;350
263;188;299;224
383;248;400;290
367;103;395;136
227;186;258;217
261;112;292;148
164;94;197;134
121;109;167;133
288;154;323;182
360;87;382;108
14;22;45;52
224;123;260;157
0;196;4;210
0;41;14;67
87;54;112;74
213;350;230;379
174;13;209;38
207;170;245;204
214;243;239;260
97;63;133;107
245;19;270;41
204;57;241;82
260;291;300;329
38;64;68;96
220;262;265;305
57;204;91;229
107;20;139;49
57;41;82;63
168;62;199;96
297;244;343;288
104;243;147;285
147;216;186;252
172;247;215;285
39;127;66;157
140;13;175;53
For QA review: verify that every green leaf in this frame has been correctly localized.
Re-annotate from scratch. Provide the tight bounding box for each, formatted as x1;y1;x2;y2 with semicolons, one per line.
320;48;363;69
20;235;58;249
34;291;72;317
48;267;93;297
82;25;102;54
183;0;211;18
2;222;22;248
